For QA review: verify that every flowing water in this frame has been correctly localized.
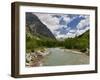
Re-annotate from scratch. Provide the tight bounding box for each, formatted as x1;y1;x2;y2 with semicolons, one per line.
42;48;89;66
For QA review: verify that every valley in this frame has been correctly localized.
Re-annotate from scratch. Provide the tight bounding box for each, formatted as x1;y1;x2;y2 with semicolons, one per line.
25;12;90;67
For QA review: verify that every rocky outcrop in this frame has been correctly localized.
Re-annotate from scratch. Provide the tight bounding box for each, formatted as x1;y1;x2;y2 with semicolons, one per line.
26;49;49;67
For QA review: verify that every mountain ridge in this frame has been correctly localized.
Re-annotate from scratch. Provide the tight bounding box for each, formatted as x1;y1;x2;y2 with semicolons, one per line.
26;13;56;40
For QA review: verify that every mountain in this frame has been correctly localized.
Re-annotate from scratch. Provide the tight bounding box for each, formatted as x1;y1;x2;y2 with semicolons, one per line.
26;13;56;39
27;13;89;40
76;30;89;54
64;30;89;54
78;30;89;39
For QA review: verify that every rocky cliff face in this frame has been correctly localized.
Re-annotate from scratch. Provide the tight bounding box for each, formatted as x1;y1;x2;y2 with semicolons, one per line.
26;13;56;39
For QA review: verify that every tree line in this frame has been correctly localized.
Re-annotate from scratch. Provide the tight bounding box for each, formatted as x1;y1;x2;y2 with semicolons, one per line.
26;30;89;54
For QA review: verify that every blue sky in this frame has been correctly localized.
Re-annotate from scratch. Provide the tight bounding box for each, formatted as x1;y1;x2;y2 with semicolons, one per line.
33;13;90;38
67;16;85;29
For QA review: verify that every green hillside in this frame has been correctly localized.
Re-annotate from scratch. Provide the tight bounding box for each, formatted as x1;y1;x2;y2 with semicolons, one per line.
64;30;89;55
26;30;89;55
26;32;57;53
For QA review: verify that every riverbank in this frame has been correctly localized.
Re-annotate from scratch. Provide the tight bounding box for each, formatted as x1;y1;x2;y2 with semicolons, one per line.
59;47;89;56
26;48;50;67
26;47;89;67
64;48;84;54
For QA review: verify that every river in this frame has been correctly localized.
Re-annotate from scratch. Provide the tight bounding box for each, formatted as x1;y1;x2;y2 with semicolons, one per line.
41;48;89;66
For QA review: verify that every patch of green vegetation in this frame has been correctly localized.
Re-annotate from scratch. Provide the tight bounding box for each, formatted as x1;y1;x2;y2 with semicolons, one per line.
26;30;89;54
64;30;89;54
26;32;58;53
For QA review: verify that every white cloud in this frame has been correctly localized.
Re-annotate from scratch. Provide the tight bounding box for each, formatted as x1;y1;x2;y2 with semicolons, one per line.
77;16;89;30
76;26;89;36
33;13;60;33
62;15;72;24
33;13;89;39
66;32;76;38
33;13;73;33
69;29;76;33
